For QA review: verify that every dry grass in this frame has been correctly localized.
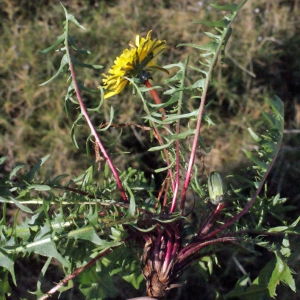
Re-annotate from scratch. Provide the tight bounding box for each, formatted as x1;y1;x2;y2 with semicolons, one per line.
1;0;299;179
0;0;299;196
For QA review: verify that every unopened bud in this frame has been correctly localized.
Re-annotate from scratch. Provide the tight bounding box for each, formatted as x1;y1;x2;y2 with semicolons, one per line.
208;171;227;205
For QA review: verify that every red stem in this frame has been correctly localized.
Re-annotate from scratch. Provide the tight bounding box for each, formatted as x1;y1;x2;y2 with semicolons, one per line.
174;236;238;272
198;202;225;237
180;93;206;207
39;246;120;299
144;80;175;192
145;80;166;117
66;44;127;202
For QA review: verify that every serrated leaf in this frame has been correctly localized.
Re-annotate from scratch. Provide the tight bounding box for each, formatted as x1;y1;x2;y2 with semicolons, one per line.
268;253;296;296
31;256;52;297
234;259;275;299
27;237;69;268
79;264;117;299
122;266;144;290
0;248;16;286
67;226;121;247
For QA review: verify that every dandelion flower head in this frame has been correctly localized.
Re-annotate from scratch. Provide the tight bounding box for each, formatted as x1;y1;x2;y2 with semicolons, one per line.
102;30;167;99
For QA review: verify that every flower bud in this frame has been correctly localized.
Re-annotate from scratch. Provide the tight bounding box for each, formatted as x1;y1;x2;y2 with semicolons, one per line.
208;171;227;205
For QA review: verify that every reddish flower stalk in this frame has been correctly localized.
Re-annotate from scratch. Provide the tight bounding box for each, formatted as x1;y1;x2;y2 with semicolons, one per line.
144;80;181;213
144;80;167;118
144;79;176;193
65;38;128;202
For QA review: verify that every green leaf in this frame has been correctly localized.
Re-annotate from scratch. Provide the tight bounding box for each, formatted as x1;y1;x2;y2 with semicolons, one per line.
248;127;261;142
265;96;284;131
155;161;175;173
39;53;69;86
30;239;69;267
211;1;247;12
64;12;86;30
9;162;26;179
25;221;70;268
78;264;117;299
268;253;296;296
0;196;33;214
39;33;65;54
224;274;250;299
0;157;7;165
193;19;230;28
70;55;103;70
31;256;52;297
28;185;51;191
130;223;157;233
126;186;136;217
243;149;268;171
226;253;296;299
0;247;16;286
204;31;222;41
0;268;10;298
165;129;196;141
70;113;83;149
268;216;300;233
67;226;121;247
24;154;50;182
148;140;174;152
178;42;218;52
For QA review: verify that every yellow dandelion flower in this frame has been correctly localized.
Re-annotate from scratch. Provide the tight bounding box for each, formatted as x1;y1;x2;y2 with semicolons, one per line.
102;30;167;99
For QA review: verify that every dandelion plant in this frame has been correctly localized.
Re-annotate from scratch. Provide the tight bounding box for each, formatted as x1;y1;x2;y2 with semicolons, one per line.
0;1;298;300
